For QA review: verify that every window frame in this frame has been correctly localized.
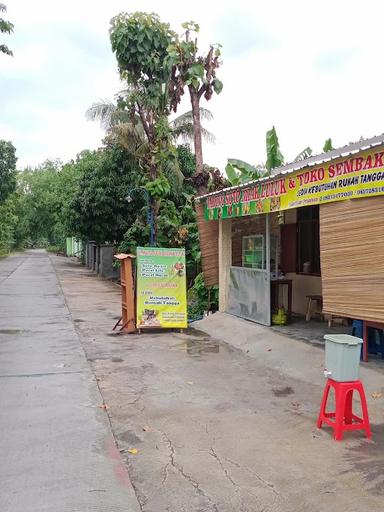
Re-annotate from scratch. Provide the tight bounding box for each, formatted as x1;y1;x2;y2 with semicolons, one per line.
296;206;321;276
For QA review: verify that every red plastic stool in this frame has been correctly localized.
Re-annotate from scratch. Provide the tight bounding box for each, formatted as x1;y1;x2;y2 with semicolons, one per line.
317;379;371;441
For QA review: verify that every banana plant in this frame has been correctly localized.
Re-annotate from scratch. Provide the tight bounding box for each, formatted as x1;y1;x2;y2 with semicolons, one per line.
293;146;312;162
225;159;266;186
323;138;334;152
266;126;284;172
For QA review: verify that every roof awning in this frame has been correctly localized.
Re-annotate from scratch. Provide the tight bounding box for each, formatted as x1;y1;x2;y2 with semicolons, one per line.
196;133;384;221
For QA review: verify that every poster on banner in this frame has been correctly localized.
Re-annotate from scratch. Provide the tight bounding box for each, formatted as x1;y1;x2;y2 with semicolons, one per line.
203;147;384;220
136;247;187;329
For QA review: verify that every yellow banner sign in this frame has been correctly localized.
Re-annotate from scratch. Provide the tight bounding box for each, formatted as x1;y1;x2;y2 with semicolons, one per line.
204;147;384;219
136;247;187;329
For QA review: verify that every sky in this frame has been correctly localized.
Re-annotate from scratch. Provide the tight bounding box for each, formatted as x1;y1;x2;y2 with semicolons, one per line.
2;0;384;172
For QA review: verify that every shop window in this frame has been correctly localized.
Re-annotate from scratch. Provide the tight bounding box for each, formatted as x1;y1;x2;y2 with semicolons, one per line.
297;205;320;275
241;234;279;271
280;224;297;273
242;235;264;269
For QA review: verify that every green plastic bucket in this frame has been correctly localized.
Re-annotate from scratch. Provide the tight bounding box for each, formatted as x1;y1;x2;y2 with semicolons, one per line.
324;334;363;382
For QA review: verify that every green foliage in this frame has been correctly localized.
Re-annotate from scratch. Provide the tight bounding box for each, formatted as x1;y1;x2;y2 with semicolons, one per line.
110;11;174;108
45;245;62;254
168;22;223;109
177;144;195;178
119;144;201;281
0;140;17;203
0;3;13;56
145;173;171;199
68;146;142;244
119;192;200;281
14;159;79;250
188;273;219;318
108;11;185;244
168;20;223;186
266;126;284;172
293;147;313;162
225;159;264;186
170;108;215;145
323;138;334;152
0;195;17;255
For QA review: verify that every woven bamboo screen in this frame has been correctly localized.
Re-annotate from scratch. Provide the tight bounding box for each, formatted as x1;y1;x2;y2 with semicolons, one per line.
320;197;384;322
195;202;219;286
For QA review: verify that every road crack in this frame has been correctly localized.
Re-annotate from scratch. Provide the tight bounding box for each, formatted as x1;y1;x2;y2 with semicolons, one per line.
162;432;219;511
209;447;237;487
223;456;282;499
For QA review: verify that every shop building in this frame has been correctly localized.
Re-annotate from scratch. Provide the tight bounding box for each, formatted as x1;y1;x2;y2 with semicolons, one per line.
195;134;384;358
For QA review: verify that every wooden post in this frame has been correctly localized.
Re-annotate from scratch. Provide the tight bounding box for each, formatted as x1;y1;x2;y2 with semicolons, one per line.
114;253;136;333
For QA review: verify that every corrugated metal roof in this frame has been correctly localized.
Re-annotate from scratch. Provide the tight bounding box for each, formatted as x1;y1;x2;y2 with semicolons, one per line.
196;132;384;201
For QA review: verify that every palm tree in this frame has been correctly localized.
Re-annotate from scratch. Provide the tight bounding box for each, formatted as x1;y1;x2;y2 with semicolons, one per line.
169;108;215;145
86;94;147;155
86;96;216;193
86;97;215;151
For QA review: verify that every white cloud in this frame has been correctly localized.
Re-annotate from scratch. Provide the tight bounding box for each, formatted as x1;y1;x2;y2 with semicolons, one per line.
2;0;384;171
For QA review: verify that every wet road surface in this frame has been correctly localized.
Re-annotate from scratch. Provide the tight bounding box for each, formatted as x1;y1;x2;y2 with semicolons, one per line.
52;253;384;512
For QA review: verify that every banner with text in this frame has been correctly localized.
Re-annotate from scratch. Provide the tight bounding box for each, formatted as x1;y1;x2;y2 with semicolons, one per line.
204;147;384;220
136;247;187;329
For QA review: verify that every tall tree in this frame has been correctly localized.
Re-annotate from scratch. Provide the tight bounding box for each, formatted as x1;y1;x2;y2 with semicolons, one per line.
15;159;76;247
170;108;215;145
0;140;16;202
68;146;142;244
86;96;215;152
109;12;179;243
168;22;223;194
0;3;13;56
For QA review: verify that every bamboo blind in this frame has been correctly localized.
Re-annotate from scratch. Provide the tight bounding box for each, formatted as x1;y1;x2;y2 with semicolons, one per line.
320;197;384;322
195;202;219;286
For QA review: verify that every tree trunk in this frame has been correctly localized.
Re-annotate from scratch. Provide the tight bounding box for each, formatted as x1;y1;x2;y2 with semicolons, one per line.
190;90;203;176
150;161;157;246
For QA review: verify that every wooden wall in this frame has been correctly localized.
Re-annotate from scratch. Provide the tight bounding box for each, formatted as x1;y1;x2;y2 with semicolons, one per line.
195;202;219;287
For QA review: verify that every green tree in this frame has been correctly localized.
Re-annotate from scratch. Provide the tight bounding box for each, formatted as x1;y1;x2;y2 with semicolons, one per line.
0;196;17;255
170;108;215;145
168;21;223;194
119;144;201;281
67;146;142;244
0;3;13;56
323;138;334;152
16;160;63;246
109;12;180;243
0;140;17;203
14;159;80;249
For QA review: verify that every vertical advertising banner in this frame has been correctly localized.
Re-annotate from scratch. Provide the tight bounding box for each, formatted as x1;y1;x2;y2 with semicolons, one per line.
136;247;188;329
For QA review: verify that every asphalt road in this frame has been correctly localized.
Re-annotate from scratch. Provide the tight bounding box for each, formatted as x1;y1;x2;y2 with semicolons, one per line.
0;250;140;512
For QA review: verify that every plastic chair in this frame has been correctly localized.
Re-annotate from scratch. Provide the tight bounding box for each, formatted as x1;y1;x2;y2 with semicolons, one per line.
351;319;363;338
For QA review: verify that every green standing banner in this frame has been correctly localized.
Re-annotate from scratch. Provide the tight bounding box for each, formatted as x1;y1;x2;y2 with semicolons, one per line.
136;247;188;329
